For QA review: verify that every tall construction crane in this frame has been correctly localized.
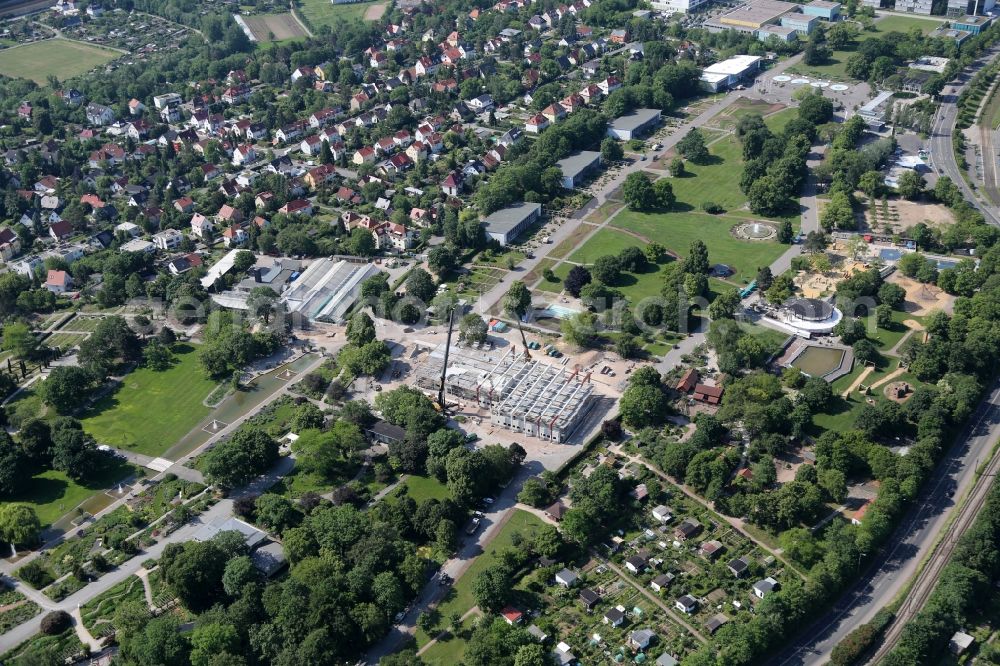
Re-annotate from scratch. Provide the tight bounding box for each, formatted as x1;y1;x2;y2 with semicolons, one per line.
437;305;456;411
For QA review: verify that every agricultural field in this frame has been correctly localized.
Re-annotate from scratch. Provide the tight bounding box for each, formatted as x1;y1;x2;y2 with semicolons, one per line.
80;344;219;457
0;39;119;84
239;13;309;42
297;0;385;28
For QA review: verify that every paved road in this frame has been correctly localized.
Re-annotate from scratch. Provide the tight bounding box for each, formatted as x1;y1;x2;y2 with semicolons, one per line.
363;465;535;664
769;379;1000;665
928;46;1000;227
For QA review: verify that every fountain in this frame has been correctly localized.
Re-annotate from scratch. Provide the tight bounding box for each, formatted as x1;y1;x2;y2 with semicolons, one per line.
10;543;16;558
733;221;777;241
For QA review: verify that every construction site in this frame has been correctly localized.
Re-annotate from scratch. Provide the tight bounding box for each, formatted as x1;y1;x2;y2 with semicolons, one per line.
414;342;599;443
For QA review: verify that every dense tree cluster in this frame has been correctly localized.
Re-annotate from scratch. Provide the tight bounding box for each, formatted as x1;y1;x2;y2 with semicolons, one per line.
737;110;814;216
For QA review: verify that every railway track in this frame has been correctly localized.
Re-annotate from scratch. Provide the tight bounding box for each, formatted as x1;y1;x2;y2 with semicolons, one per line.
866;432;1000;664
0;0;53;19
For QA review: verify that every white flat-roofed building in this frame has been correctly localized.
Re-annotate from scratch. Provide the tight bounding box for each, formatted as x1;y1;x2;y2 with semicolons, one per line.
606;108;662;140
650;0;713;14
700;55;761;91
201;248;244;290
556;151;602;189
483;202;542;246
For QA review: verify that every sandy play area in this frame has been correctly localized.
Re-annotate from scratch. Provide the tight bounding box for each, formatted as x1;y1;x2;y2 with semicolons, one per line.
866;198;955;234
795;257;870;299
886;273;956;315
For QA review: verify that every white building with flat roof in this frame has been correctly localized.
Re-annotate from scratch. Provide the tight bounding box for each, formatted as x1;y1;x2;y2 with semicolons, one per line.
700;55;762;91
650;0;713;14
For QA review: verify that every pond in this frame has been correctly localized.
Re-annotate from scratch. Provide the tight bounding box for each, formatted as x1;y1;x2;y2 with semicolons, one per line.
791;346;845;378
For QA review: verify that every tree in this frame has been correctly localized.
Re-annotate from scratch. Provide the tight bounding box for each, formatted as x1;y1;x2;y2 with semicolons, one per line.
799;93;834;124
756;266;774;291
458;313;488;344
503;281;533;353
0;503;41;546
222;555;259;598
473;562;514;613
51;422;104;481
405;268;436;303
563;265;592;297
427;245;458;277
591;255;621;284
518;477;553;508
897;170;924;200
246;286;279;325
4;322;38;359
162;540;227;612
202;427;279;488
677;128;709;162
778;219;794;244
347;311;377;346
748;176;787;215
619;384;668;429
858;170;883;199
821;191;856;231
40;610;71;635
708;288;741;320
653;179;676;209
669;157;685;177
190;623;241;666
683;240;710;275
853;338;879;365
233;250;255;274
143;338;174;371
254;493;299;533
600;137;624;162
622;172;655;210
803;41;831;66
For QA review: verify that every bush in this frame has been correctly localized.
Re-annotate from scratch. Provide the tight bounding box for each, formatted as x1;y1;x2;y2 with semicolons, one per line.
702;201;724;214
17;561;54;589
40;610;71;635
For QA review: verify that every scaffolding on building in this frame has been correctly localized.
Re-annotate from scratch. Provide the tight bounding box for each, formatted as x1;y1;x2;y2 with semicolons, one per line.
414;343;596;442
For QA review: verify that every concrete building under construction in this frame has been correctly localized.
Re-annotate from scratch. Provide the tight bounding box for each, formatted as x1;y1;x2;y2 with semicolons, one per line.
415;343;597;443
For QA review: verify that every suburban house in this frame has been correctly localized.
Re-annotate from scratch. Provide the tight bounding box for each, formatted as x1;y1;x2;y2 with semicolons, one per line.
753;577;779;599
650;573;674;593
603;607;625;627
675;595;698;614
153;229;183;251
624;554;647;574
555;569;578;588
190;213;213;238
693;384;724;404
45;269;72;294
651;505;673;524
49;220;73;241
674;518;702;541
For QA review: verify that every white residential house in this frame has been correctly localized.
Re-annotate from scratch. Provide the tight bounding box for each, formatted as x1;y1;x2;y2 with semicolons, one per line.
191;213;213;238
153;228;183;251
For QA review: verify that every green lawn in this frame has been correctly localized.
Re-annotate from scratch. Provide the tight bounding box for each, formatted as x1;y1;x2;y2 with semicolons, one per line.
534;263;572;294
403;475;450;503
567;228;645;264
764;108;799;134
0;39;119;84
664;135;797;223
7;461;135;527
415;510;548;647
789;15;941;81
297;0;383;27
612;210;790;284
80;344;219;457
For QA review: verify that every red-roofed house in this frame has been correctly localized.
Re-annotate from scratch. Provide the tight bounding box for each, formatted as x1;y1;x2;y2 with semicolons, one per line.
677;368;698;393
45;269;72;294
500;607;523;625
279;199;313;216
693;384;723;405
